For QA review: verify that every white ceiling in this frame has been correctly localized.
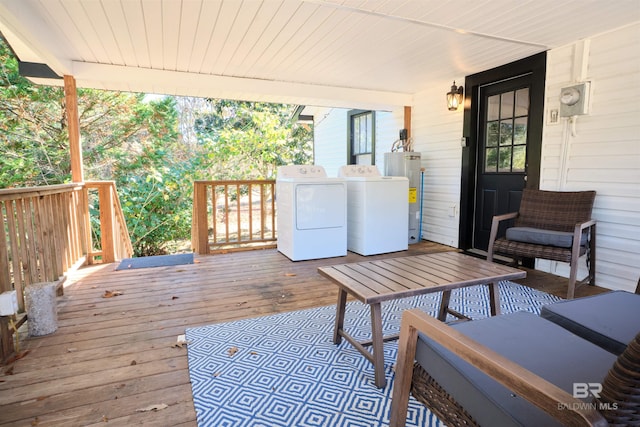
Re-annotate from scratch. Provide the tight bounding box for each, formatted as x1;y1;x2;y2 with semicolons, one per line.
1;0;639;109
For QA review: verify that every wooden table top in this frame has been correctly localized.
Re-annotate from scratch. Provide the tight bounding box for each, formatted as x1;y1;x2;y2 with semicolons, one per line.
318;251;526;304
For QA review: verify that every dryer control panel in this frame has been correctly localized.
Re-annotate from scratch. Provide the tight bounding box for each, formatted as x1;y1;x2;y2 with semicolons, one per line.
277;165;327;178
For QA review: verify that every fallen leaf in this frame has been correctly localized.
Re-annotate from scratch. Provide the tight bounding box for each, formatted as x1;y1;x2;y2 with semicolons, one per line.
285;273;296;277
194;259;201;263
171;296;179;300
213;372;221;377
36;396;47;401
102;415;108;422
227;346;239;357
250;351;258;355
102;290;123;298
172;334;191;348
130;360;137;366
136;403;168;412
31;417;38;426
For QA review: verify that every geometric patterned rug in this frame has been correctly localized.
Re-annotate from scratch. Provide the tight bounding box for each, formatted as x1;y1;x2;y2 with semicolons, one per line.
185;281;561;427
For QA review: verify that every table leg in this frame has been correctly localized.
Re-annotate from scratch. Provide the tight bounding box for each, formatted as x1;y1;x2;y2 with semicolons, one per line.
333;288;348;345
370;302;386;388
489;282;501;316
437;290;452;321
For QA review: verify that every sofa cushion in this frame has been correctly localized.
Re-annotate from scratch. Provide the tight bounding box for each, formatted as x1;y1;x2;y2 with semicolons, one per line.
541;291;640;355
505;227;587;248
415;312;617;427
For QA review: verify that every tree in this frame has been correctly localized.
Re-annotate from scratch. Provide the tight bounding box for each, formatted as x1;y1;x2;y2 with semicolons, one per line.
193;100;312;179
1;35;314;257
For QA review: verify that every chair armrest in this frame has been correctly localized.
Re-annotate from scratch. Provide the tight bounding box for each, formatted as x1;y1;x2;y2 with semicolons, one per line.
572;219;596;253
575;218;596;233
389;309;608;427
487;212;518;261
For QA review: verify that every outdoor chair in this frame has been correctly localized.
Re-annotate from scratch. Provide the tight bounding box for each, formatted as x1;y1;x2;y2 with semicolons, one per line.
487;189;596;299
389;307;640;427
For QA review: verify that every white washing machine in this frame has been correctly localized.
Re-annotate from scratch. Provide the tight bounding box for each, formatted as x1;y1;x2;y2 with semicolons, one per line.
276;165;347;261
338;165;409;256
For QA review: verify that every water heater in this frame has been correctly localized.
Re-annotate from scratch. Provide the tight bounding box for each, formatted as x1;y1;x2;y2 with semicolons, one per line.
384;152;423;244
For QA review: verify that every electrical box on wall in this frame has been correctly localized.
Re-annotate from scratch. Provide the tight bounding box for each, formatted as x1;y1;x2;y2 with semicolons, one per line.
559;82;591;117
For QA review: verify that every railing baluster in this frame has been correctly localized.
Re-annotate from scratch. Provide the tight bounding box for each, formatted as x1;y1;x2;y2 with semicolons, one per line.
191;180;277;254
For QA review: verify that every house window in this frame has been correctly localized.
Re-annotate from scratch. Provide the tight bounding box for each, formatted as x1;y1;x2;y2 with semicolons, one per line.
348;110;375;165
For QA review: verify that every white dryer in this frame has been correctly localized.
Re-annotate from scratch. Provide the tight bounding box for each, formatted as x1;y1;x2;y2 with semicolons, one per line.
276;165;347;261
338;165;409;256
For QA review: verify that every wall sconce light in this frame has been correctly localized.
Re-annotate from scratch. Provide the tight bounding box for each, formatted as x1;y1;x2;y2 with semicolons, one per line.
447;81;464;111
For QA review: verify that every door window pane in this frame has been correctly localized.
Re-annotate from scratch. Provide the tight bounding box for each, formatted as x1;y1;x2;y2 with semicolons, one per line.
485;147;497;171
515;88;529;117
512;145;526;172
483;88;530;174
514;117;527;145
486;122;499;147
499;147;512;172
499;121;513;146
500;92;514;119
487;95;500;121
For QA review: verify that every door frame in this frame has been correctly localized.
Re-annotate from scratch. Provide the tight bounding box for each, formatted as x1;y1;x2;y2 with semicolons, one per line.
458;52;547;250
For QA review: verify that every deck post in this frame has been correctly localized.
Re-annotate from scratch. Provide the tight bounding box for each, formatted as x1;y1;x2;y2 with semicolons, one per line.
404;106;411;140
64;75;84;183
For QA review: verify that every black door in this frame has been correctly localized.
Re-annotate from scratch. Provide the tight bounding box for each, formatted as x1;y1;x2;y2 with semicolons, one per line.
458;52;546;253
473;75;532;251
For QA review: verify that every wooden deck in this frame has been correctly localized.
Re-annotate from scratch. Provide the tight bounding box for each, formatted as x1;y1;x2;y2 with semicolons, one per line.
0;242;607;426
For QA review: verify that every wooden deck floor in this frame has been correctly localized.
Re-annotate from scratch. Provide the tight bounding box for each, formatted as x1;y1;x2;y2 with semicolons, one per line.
0;242;607;426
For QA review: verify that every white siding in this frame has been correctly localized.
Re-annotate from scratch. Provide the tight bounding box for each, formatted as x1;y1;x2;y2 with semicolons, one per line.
375;110;405;167
412;85;465;248
312;108;348;177
539;23;640;292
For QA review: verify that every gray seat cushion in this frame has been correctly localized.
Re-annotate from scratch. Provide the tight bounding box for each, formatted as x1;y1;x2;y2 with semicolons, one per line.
505;227;587;248
415;311;617;427
540;291;640;355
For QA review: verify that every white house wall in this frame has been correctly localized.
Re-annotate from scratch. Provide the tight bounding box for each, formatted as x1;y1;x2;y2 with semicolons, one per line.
539;23;640;292
411;86;464;248
312;108;348;177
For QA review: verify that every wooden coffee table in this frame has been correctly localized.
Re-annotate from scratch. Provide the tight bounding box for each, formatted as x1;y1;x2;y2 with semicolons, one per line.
317;251;526;388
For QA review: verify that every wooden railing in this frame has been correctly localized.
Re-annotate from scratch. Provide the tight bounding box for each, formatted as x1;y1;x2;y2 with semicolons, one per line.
85;181;133;264
0;184;88;311
192;180;276;254
1;181;132;362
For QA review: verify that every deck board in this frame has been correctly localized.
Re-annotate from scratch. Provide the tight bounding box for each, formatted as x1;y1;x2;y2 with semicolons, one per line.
0;242;607;426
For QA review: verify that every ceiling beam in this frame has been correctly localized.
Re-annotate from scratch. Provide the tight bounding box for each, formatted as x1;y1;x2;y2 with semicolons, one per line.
69;62;413;110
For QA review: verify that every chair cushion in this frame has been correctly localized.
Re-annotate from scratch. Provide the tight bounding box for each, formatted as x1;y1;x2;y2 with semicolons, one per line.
505;227;587;248
415;312;617;427
540;291;640;355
